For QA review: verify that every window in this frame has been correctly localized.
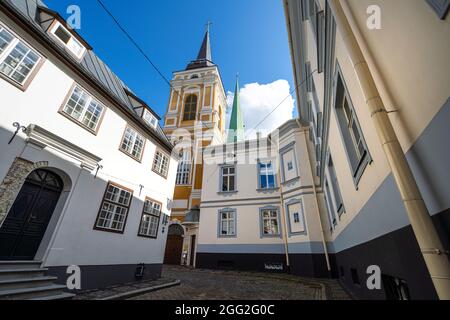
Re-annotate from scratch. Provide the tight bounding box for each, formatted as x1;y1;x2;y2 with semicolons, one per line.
120;126;145;161
327;155;345;216
286;200;306;235
142;109;158;128
61;85;105;132
218;209;236;237
183;94;197;121
280;144;298;183
308;0;319;36
260;208;280;237
287;161;294;171
0;25;41;86
176;149;191;185
316;10;325;73
334;67;371;185
138;198;162;238
426;0;450;19
258;161;276;189
382;275;411;300
153;150;170;178
220;165;236;192
324;179;337;231
95;182;132;233
50;22;85;59
305;61;312;92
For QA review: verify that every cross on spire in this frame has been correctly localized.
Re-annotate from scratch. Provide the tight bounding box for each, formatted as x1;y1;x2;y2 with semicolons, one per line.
205;21;213;33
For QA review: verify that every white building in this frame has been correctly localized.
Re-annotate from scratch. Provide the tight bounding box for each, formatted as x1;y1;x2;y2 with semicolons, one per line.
0;0;177;296
197;120;330;277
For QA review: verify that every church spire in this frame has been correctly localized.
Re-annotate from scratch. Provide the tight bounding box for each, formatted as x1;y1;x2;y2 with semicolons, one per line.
227;75;245;143
186;23;214;70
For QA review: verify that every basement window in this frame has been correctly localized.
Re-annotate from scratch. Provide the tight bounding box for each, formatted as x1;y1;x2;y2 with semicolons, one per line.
382;275;411;300
50;22;86;59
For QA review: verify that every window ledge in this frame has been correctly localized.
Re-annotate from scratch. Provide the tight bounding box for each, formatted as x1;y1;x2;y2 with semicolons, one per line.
260;234;282;239
281;177;300;185
256;188;280;192
217;191;238;195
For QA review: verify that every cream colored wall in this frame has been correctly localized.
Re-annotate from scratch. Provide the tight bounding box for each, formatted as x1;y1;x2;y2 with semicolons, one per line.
346;0;450;153
298;0;450;242
199;125;325;247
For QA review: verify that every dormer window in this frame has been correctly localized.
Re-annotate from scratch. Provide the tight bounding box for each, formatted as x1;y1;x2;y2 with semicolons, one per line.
49;22;86;59
191;74;199;79
143;109;158;129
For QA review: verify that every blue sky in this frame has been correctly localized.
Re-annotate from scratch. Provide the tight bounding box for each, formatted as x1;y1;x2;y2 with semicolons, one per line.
46;0;296;131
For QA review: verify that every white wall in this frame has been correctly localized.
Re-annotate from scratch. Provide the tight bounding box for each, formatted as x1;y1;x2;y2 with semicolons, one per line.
0;13;177;267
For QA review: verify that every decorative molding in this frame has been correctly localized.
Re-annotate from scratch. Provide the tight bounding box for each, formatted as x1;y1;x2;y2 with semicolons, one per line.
26;124;102;171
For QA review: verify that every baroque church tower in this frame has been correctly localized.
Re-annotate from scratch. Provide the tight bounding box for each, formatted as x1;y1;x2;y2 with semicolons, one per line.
163;27;227;229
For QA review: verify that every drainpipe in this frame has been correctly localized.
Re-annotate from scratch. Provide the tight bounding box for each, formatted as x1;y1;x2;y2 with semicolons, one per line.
270;136;291;272
300;121;332;276
329;0;450;299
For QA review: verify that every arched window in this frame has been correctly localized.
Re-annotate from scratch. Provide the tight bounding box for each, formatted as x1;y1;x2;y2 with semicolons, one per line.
183;94;197;121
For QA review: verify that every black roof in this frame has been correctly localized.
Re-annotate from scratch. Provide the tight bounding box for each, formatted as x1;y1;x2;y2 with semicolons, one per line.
186;29;215;70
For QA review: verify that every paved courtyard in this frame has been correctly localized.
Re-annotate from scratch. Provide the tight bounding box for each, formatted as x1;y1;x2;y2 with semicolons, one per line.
130;265;350;300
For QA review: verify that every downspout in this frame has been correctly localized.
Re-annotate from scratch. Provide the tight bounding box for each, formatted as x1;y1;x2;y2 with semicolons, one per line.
270;135;291;272
329;0;450;299
277;165;291;273
300;120;332;276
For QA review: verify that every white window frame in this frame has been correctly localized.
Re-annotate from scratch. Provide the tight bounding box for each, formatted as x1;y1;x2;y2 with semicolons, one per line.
143;109;158;129
60;84;105;132
176;149;191;185
260;207;281;238
258;161;276;190
218;209;236;237
153;150;170;178
120;126;146;161
49;21;86;59
95;182;132;233
220;165;236;193
0;24;42;87
138;198;162;238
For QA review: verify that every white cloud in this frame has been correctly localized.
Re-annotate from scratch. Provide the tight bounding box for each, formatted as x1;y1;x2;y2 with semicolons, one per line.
226;79;295;139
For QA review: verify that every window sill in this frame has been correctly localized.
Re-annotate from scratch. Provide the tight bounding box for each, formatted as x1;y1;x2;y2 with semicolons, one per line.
58;110;100;136
218;235;237;239
281;177;300;185
260;234;282;239
256;188;279;192
352;153;371;188
137;234;158;239
152;168;168;180
119;148;143;163
217;191;238;195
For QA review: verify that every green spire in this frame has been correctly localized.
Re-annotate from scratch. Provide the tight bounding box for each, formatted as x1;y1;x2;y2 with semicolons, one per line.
227;76;245;143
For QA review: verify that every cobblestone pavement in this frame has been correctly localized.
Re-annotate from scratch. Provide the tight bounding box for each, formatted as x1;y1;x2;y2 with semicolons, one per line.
130;265;351;300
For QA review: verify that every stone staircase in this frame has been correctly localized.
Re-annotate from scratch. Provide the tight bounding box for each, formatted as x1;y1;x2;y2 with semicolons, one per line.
0;261;75;300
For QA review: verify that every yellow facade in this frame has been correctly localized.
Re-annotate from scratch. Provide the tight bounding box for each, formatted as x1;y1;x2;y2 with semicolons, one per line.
163;66;227;221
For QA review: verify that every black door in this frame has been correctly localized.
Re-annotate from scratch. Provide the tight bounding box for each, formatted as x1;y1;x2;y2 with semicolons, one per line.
0;169;63;261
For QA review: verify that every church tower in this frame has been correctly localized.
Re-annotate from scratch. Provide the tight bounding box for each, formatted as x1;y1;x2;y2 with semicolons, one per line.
163;26;227;229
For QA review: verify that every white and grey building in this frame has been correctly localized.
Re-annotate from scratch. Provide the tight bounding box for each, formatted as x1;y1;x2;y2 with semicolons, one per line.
197;120;330;277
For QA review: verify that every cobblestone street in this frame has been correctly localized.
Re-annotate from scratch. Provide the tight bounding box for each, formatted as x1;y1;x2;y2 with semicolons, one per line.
130;265;350;300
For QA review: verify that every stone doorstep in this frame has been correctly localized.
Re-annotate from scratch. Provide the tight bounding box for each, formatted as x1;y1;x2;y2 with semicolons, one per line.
72;278;181;300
